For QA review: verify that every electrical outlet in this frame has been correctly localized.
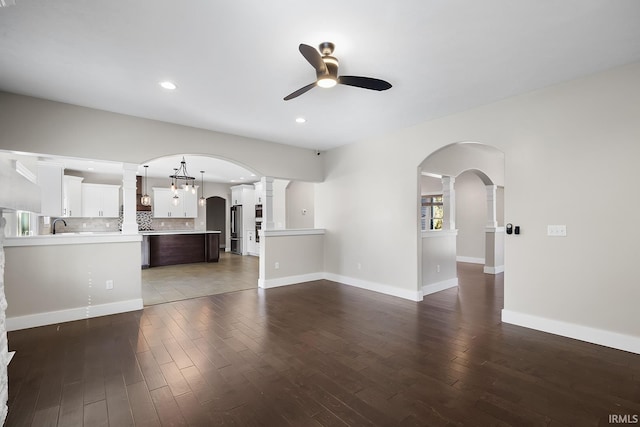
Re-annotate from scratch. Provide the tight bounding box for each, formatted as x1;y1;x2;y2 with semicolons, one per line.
161;222;165;226
106;280;114;290
547;225;567;237
106;223;110;228
436;264;441;273
357;262;362;270
275;262;279;269
82;223;86;228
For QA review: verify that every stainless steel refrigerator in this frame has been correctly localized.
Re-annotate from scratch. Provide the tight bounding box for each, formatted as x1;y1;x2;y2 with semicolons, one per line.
230;205;242;254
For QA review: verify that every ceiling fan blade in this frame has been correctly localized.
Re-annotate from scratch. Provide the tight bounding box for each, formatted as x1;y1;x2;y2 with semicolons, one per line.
299;44;327;74
284;82;317;101
338;76;392;91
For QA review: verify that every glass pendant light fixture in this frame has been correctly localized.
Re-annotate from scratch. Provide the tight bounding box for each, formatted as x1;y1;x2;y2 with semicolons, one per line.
140;165;151;206
170;168;178;193
198;170;206;207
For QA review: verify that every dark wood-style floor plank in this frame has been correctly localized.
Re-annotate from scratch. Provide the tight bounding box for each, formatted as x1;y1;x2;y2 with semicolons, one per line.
83;400;108;427
7;261;640;426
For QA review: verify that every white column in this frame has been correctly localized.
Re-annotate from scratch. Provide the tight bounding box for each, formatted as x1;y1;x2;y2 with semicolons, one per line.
121;163;139;234
261;177;275;231
258;177;274;289
486;184;498;228
442;176;456;230
0;212;9;425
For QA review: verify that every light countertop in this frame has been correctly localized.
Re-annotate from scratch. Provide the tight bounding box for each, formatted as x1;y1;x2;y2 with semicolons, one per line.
3;232;142;247
3;230;222;247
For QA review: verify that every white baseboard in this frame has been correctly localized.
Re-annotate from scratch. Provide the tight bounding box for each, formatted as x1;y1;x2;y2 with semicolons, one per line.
457;256;485;264
422;278;458;296
6;299;144;332
484;265;504;274
324;273;422;302
502;309;640;355
258;272;324;289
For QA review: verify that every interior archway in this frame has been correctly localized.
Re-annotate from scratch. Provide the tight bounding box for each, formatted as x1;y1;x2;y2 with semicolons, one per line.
418;142;505;298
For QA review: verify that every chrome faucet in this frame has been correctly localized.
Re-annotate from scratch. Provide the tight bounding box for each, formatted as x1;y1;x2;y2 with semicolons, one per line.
52;218;67;235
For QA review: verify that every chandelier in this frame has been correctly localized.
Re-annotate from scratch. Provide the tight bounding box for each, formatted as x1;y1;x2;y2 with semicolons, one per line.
169;156;197;193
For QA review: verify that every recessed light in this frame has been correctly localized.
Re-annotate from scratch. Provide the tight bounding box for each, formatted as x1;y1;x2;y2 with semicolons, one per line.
159;81;177;90
295;117;306;124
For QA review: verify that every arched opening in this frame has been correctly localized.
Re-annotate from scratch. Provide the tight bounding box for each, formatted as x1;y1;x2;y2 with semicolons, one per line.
206;196;226;248
138;154;262;305
418;142;505;298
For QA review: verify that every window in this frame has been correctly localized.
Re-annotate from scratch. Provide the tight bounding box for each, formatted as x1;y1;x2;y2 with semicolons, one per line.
421;195;443;231
19;211;31;236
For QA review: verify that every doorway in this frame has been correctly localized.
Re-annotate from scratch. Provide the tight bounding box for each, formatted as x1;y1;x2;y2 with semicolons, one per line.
206;196;226;249
419;142;505;297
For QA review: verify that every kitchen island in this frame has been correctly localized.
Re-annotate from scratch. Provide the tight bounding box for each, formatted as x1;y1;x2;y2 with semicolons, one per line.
140;230;221;268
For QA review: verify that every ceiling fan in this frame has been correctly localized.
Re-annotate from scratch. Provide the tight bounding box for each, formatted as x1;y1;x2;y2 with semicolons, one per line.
284;42;392;101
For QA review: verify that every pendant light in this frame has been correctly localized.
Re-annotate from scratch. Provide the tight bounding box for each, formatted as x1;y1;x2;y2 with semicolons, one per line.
198;170;206;207
170;168;178;193
140;165;151;206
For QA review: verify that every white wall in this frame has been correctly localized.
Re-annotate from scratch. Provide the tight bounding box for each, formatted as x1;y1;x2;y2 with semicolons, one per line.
272;179;289;229
455;171;488;261
260;231;325;288
422;231;458;294
420;175;442;194
4;239;142;330
316;62;640;351
422;143;505;186
286;181;315;229
0;92;323;183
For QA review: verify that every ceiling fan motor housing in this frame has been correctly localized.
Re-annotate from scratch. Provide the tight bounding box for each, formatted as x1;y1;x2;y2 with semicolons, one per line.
319;42;335;55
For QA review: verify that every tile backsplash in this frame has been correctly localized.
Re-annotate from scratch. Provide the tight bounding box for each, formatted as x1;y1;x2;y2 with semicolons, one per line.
39;211;195;234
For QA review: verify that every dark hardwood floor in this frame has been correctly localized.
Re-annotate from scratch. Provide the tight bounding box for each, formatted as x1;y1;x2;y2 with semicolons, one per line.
7;263;640;426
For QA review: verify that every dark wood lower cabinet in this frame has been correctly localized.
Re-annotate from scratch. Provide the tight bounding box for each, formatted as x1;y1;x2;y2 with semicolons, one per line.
149;233;219;267
205;233;220;262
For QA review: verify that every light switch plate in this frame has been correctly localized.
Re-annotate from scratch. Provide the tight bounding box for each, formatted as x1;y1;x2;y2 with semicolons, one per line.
547;225;567;237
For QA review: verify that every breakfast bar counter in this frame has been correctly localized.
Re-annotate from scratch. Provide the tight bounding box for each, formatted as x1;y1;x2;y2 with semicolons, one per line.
140;230;221;268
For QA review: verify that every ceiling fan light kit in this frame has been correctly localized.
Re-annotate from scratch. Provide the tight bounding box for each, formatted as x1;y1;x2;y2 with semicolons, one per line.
284;42;392;100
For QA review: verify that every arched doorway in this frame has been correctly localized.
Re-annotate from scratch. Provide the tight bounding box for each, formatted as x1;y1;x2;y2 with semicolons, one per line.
206;196;226;249
418;142;505;297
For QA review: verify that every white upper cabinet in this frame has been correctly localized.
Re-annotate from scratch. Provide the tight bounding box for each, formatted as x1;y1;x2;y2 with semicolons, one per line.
231;186;242;206
81;183;120;217
152;188;172;218
182;188;198;218
254;181;263;205
231;184;255;206
37;162;63;217
153;187;197;218
63;175;84;217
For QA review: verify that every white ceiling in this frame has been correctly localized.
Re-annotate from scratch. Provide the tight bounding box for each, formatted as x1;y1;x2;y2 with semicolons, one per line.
1;1;640;152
